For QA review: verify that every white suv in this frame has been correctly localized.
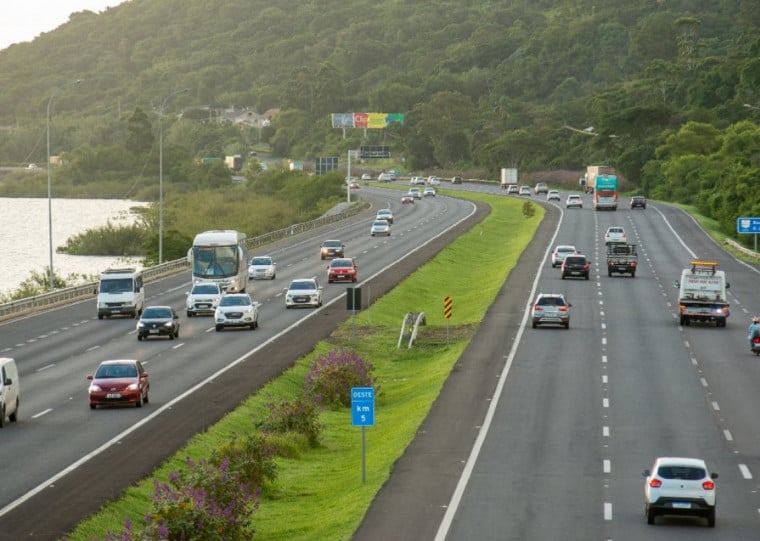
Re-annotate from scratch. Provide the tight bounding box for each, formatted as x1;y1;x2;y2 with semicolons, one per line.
185;282;223;317
643;457;717;527
604;226;627;245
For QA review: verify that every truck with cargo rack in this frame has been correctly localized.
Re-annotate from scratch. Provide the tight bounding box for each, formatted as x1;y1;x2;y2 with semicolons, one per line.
674;260;730;327
606;244;637;277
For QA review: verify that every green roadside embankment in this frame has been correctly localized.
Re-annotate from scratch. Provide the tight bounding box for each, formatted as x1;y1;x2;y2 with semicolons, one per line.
67;190;544;540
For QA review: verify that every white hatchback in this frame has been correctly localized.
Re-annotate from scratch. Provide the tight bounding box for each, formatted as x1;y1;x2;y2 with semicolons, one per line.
551;245;578;267
285;278;323;309
248;255;276;280
643;457;717;527
185;282;223;317
604;226;627;245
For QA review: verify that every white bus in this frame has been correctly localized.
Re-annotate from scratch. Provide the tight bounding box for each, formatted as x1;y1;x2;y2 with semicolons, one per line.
188;230;248;293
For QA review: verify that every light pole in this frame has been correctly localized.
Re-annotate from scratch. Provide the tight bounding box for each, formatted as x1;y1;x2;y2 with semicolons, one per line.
46;79;82;290
158;88;189;264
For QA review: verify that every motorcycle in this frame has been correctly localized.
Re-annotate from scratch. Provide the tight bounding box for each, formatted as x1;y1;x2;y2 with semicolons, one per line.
752;336;760;356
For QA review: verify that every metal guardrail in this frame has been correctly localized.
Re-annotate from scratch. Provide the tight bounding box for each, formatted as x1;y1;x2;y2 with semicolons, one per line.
0;201;369;319
724;238;760;259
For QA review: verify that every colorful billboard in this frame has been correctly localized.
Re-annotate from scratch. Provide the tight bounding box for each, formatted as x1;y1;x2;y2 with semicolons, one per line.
331;113;405;128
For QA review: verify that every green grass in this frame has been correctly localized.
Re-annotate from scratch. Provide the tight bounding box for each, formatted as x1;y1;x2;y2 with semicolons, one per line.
65;193;543;541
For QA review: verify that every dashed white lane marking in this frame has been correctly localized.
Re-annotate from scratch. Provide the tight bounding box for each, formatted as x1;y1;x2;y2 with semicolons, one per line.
602;398;609;408
32;409;53;419
739;464;752;479
724;429;733;442
712;401;720;411
603;459;611;473
603;426;610;437
604;502;612;520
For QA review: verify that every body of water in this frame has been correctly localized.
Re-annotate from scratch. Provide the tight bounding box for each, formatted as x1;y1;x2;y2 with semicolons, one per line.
1;197;148;297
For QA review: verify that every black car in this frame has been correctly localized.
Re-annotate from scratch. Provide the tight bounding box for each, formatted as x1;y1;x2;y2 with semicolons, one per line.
630;196;647;209
320;239;345;260
136;305;180;340
451;176;463;184
561;254;590;280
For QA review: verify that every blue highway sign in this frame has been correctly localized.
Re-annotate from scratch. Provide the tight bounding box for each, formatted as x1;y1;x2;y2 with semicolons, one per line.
351;387;375;427
737;217;760;234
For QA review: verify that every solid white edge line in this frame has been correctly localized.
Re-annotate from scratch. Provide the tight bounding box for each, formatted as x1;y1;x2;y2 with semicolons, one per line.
434;204;564;541
0;197;478;520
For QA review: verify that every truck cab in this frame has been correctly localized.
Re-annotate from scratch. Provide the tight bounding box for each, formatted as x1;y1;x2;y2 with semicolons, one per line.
674;260;729;327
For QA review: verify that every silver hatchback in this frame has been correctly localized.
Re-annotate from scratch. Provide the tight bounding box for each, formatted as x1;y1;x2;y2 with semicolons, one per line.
531;293;571;329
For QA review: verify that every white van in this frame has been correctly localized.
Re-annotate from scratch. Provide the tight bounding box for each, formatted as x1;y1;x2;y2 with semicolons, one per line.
96;268;145;319
0;357;20;428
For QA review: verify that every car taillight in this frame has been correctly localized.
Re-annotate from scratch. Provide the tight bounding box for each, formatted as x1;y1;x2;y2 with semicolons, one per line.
533;305;542;312
702;480;715;490
649;478;662;488
558;306;568;312
631;262;637;268
584;263;590;269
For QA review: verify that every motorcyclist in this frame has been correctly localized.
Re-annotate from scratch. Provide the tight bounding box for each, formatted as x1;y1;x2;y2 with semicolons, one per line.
748;317;760;350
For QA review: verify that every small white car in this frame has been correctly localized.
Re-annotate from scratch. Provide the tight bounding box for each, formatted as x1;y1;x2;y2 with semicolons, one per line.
551;245;578;267
248;255;276;280
518;185;531;196
506;184;519;194
185;282;223;317
566;194;583;208
604;226;627;245
643;457;717;527
285;278;323;309
410;176;426;185
546;190;561;201
427;176;441;185
361;173;372;181
408;187;422;199
371;219;391;236
214;293;259;331
423;187;436;197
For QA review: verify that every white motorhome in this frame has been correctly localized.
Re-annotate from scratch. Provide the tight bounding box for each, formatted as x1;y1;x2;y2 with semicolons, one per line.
96;268;145;319
0;357;20;428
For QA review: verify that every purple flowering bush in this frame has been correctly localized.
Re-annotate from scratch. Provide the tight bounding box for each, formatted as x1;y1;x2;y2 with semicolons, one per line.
304;349;375;408
210;432;278;489
259;392;323;447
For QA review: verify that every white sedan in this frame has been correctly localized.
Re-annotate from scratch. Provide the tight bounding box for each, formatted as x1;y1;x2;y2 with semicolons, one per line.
285;278;323;309
214;293;260;331
248;255;276;280
370;219;391;236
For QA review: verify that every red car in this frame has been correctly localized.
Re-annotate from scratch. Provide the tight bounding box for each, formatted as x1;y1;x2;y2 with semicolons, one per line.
327;258;358;283
87;359;150;409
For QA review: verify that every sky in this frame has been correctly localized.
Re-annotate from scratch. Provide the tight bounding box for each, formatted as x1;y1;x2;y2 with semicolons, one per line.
0;1;128;51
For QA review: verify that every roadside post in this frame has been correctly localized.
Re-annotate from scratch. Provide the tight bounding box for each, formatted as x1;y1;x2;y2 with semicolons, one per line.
444;296;453;342
351;387;375;483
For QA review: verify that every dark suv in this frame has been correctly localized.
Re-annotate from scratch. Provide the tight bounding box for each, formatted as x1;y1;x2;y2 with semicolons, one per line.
630;196;647;209
320;239;345;260
561;254;590;280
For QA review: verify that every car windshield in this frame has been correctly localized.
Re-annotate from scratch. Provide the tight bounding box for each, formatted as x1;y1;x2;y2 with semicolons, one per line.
537;296;565;306
323;241;341;248
96;363;137;379
373;221;387;226
142;307;172;319
250;257;272;266
608;228;624;234
657;466;706;480
192;284;219;294
557;246;575;253
565;256;586;264
220;296;251;306
290;281;315;290
330;260;352;268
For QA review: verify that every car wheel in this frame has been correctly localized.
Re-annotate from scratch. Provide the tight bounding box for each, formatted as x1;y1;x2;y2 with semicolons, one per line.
254;317;259;329
532;321;537;329
169;331;174;340
137;334;143;341
9;399;18;422
585;274;589;280
98;314;104;320
608;271;612;277
271;274;276;280
561;274;566;280
90;403;96;410
215;325;223;331
187;311;193;317
143;390;149;404
646;507;656;525
174;328;180;338
706;509;716;527
135;394;142;408
564;321;570;329
0;405;4;428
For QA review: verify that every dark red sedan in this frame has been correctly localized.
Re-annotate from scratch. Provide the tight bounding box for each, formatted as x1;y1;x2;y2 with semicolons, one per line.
87;359;150;409
327;258;358;283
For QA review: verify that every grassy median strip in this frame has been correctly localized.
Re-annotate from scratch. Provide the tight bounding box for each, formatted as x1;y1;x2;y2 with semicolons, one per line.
67;192;543;540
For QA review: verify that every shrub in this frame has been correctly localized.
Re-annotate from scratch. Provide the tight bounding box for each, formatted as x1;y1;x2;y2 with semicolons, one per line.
209;432;278;489
304;349;375;408
258;393;323;447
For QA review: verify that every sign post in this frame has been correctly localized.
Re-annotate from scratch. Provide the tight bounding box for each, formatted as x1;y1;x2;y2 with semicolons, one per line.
351;387;375;483
444;296;452;342
736;217;760;251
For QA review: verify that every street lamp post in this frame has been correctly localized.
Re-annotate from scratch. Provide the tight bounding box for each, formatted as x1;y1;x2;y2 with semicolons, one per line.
158;88;189;265
46;79;82;291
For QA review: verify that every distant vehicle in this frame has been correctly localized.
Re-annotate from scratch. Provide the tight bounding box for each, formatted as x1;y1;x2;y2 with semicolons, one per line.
531;293;571;329
561;254;590;280
674;260;730;327
188;230;248;293
248;255;276;280
427;176;441;186
88;359;149;409
604;226;627;245
566;194;583;208
320;239;345;259
376;208;394;224
136;305;180;340
96;268;144;319
401;194;415;204
370;219;391;236
585;165;614;195
27;163;39;170
214;292;259;331
546;190;561;201
361;173;372;181
500;167;518;189
534;182;549;195
518;185;531;196
423;187;436;197
185;282;223;317
594;174;619;210
506;184;518;194
451;176;463;184
285;278;323;309
551;245;578;268
348;181;360;190
0;357;20;427
327;258;358;283
408;187;422;199
410;176;426;185
630;196;647;209
643;456;717;527
377;172;393;182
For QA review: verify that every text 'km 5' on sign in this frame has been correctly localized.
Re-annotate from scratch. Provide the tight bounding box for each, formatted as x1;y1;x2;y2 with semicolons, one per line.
444;296;452;319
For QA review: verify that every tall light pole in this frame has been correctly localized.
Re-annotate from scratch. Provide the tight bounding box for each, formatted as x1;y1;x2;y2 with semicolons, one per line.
158;88;189;264
46;79;82;290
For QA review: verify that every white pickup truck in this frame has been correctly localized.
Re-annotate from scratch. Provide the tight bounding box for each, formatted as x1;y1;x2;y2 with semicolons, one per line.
675;260;730;327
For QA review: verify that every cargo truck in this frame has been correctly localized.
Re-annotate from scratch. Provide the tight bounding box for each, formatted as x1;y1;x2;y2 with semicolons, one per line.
500;168;518;189
606;243;637;277
585;165;614;194
674;260;730;327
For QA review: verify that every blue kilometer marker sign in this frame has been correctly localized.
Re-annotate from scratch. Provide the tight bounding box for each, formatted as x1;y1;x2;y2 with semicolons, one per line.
351;387;375;427
737;217;760;233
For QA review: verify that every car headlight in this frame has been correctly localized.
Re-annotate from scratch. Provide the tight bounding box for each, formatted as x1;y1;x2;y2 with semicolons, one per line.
89;384;102;392
162;321;174;329
136;322;146;329
125;383;139;391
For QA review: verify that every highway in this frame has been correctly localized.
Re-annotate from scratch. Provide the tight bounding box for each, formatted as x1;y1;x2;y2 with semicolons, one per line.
355;185;760;540
0;186;481;539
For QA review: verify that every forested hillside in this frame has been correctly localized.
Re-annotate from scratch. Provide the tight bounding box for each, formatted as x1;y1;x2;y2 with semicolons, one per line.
0;0;759;241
